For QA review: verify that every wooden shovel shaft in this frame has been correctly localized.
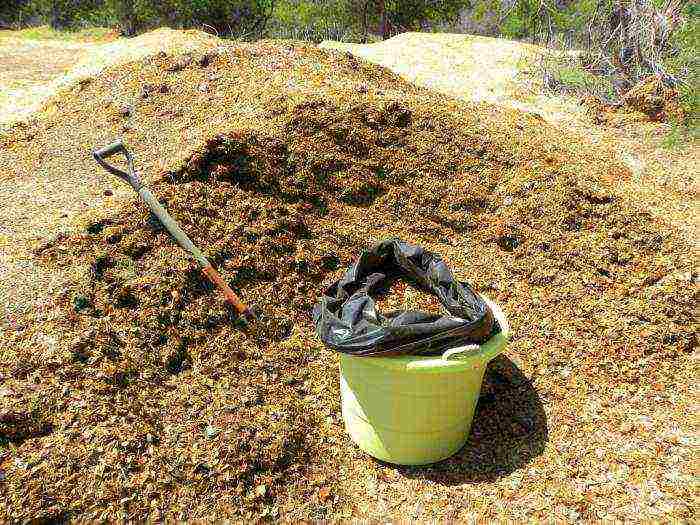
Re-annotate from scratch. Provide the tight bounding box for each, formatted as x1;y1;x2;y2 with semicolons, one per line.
93;140;255;325
138;187;208;266
137;187;254;322
202;264;256;322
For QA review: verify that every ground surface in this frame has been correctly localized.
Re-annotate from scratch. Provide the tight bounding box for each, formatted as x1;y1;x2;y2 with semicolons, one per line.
322;33;699;240
0;29;106;126
0;29;697;522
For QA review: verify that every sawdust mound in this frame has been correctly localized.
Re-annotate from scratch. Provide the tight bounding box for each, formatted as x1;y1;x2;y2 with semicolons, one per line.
622;75;684;123
1;28;218;130
589;75;685;125
1;34;696;521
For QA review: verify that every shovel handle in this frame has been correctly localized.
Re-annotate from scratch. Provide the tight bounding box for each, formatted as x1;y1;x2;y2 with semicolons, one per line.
94;140;125;159
92;139;256;326
202;264;256;323
140;188;254;325
92;139;141;190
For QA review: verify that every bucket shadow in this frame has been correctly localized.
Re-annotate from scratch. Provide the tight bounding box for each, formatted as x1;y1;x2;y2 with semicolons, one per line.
382;355;548;484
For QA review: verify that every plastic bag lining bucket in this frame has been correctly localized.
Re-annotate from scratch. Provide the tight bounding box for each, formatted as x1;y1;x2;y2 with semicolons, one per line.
340;295;510;465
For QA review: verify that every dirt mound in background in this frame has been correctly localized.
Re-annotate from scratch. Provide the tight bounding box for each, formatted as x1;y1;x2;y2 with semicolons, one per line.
622;76;684;123
0;28;217;129
0;34;696;521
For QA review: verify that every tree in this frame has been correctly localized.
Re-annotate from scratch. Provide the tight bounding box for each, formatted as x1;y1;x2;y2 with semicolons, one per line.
106;0;276;38
22;0;108;29
167;0;276;37
384;0;465;34
0;0;30;28
108;0;136;35
349;0;466;40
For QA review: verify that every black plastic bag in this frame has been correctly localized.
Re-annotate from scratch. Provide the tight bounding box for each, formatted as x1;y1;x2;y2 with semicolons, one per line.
313;238;496;357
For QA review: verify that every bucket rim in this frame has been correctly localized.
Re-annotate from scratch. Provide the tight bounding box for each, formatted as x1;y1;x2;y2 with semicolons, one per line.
340;295;510;372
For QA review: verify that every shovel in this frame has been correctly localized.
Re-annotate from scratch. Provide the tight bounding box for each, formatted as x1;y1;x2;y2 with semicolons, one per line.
93;140;256;327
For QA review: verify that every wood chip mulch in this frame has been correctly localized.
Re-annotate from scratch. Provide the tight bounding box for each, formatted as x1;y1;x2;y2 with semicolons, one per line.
0;31;696;521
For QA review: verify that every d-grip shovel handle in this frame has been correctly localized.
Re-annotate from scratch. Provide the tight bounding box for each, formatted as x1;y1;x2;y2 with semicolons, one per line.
94;140;126;159
93;140;141;190
92;140;256;327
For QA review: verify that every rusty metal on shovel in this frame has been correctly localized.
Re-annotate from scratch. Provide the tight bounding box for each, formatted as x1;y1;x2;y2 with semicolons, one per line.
93;140;256;327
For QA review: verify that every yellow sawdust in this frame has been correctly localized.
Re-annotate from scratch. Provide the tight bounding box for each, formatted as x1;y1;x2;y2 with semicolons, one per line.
321;32;699;242
321;32;580;121
0;28;217;129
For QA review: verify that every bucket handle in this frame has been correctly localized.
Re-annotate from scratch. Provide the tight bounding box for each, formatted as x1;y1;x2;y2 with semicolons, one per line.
442;296;510;361
442;344;480;360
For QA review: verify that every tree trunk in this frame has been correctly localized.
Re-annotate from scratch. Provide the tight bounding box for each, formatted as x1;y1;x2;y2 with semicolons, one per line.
378;0;388;39
117;0;137;36
360;0;369;43
50;0;61;29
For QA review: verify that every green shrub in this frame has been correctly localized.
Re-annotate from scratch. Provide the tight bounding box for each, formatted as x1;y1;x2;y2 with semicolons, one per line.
0;0;30;27
160;0;275;37
12;0;275;37
383;0;465;32
25;0;114;29
530;0;698;136
664;4;699;125
268;0;358;41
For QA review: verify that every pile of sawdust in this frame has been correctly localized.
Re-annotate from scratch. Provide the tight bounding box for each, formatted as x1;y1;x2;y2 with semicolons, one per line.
320;32;578;122
621;75;684;123
320;32;542;109
0;28;217;130
0;33;696;521
585;76;685;126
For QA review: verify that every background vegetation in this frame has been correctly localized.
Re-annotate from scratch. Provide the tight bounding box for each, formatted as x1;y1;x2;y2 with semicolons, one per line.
0;0;697;130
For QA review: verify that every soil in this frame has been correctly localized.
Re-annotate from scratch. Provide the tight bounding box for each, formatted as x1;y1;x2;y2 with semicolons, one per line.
0;30;697;522
0;35;95;125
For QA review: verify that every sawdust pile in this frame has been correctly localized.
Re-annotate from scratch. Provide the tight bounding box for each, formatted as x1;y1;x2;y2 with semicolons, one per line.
0;28;217;130
0;34;696;521
621;75;685;123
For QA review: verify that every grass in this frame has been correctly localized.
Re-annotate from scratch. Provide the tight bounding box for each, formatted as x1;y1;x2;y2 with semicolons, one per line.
553;65;593;91
0;25;115;42
538;51;617;102
662;120;700;149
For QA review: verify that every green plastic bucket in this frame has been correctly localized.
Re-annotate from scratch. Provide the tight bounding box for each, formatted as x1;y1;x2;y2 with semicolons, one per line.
339;296;510;465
